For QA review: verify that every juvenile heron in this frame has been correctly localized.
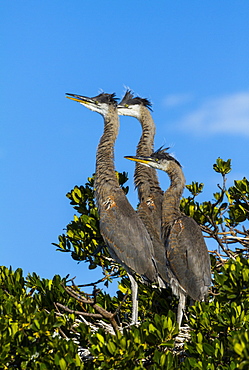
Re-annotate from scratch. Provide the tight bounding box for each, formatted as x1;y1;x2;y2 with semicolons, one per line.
117;91;167;284
66;92;160;324
125;148;211;326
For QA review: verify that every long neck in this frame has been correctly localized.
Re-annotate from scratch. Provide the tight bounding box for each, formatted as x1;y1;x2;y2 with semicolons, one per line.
95;106;120;203
136;107;155;156
134;107;162;200
162;161;185;227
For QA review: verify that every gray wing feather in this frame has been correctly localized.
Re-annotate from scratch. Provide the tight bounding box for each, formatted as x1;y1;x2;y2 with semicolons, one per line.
99;193;157;282
166;216;211;300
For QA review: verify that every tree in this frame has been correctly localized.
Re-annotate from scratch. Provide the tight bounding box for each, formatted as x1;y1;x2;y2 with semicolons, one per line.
1;158;249;369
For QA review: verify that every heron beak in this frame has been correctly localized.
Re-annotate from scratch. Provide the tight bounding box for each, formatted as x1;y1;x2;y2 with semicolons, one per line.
65;93;92;105
124;155;152;165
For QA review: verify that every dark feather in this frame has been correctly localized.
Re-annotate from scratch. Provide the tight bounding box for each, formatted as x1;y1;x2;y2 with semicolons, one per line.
92;93;119;105
119;90;153;111
152;147;182;168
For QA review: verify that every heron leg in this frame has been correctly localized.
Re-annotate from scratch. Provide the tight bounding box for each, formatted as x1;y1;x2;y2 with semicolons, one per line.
177;293;186;328
128;273;138;325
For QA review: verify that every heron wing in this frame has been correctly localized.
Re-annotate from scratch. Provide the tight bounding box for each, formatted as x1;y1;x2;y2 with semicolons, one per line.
99;190;157;282
165;216;211;300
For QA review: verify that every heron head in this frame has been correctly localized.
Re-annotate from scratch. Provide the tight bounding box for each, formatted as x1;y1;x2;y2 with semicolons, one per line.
117;90;152;119
66;92;118;117
125;147;181;172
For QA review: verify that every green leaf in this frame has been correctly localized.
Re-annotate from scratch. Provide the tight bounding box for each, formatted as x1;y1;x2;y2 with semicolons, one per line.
234;343;244;356
186;181;204;196
213;157;231;175
59;358;67;370
96;333;105;344
107;341;116;355
203;343;214;355
160;353;166;367
33;319;40;330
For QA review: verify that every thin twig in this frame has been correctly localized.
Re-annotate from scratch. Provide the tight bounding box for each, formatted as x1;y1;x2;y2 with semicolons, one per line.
56;302;103;318
61;284;120;333
76;270;119;288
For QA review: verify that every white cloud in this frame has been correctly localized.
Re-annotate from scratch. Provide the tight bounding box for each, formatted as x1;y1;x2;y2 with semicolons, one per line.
163;93;193;108
177;92;249;136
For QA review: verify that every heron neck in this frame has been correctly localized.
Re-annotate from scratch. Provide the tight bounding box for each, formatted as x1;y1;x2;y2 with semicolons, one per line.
136;107;155;156
162;162;185;227
135;107;161;199
95;106;119;202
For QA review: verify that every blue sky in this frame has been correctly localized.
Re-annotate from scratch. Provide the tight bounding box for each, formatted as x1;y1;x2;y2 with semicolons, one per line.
1;2;249;294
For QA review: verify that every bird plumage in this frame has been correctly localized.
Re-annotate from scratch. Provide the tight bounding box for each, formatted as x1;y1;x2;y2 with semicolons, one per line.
118;91;167;284
66;92;159;323
125;148;211;325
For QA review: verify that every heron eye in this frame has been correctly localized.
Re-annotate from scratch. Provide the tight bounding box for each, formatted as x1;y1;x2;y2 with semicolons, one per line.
125;104;129;108
95;101;99;105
